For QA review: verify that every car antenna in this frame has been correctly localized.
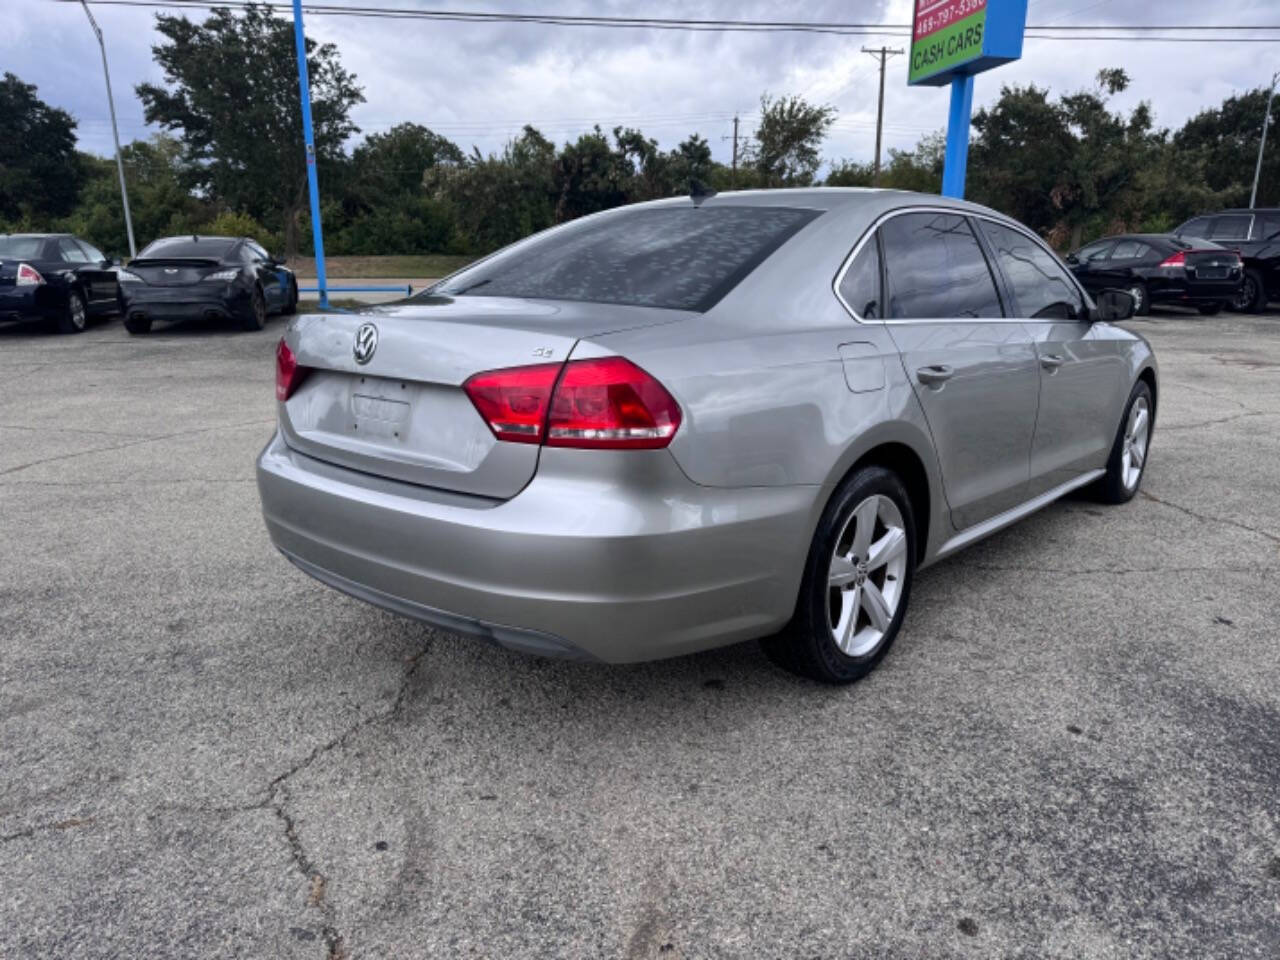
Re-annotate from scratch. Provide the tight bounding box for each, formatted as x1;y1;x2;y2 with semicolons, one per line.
690;179;717;207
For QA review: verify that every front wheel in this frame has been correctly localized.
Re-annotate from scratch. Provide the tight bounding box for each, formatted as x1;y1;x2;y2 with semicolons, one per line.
1091;380;1153;505
762;465;916;684
57;289;87;334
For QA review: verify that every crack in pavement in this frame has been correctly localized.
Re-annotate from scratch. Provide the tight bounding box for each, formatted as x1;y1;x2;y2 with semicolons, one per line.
1;641;430;960
0;422;150;440
1141;489;1280;546
0;417;275;478
264;642;429;960
1160;410;1276;432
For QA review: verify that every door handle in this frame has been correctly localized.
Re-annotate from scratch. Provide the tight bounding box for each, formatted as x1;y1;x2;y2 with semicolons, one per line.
915;364;954;385
1040;354;1066;369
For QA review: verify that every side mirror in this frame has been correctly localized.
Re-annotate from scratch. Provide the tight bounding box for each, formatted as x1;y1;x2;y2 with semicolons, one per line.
271;253;286;265
1065;253;1079;264
1094;288;1135;322
107;255;121;266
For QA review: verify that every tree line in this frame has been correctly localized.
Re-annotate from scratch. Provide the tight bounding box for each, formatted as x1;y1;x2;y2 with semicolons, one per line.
1;3;1276;260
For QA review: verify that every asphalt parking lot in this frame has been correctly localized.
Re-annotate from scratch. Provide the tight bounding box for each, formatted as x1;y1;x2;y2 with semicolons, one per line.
2;308;1278;959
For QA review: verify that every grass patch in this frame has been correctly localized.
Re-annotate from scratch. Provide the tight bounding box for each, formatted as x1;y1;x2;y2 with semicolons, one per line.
289;254;472;280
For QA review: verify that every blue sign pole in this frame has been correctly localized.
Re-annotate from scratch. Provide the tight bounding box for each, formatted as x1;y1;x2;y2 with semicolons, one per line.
291;0;328;309
908;0;1027;200
941;74;974;198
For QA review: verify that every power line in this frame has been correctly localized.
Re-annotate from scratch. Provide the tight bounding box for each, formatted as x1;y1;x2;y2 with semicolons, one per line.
50;1;1280;41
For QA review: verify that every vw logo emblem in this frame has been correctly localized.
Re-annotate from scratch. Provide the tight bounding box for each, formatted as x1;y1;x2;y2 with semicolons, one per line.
353;323;378;365
164;268;178;274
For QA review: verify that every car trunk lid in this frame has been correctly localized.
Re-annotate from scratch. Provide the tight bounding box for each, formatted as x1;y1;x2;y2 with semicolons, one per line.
1183;249;1241;281
126;257;221;287
278;296;688;499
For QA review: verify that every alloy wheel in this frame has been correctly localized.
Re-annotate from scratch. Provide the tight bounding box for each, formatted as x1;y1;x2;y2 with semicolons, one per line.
1127;284;1145;314
1121;396;1150;491
827;494;908;657
70;294;86;330
254;289;266;326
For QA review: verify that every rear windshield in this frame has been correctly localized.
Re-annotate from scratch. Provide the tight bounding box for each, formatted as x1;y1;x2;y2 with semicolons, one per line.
0;237;47;259
431;205;822;312
138;237;236;259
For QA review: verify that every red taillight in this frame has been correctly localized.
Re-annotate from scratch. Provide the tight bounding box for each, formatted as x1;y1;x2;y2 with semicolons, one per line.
275;338;308;402
15;263;44;286
1158;251;1186;268
463;357;682;450
461;362;561;444
547;357;682;448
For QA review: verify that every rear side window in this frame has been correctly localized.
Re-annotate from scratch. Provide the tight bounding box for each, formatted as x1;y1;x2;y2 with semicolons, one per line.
980;220;1086;321
0;237;48;259
1255;214;1280;240
1210;216;1252;240
139;237;236;259
838;237;882;319
880;212;1002;320
1076;240;1113;262
1110;240;1153;260
432;205;822;312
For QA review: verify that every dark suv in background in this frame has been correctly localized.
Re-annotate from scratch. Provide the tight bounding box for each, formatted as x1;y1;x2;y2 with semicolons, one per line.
1174;209;1280;313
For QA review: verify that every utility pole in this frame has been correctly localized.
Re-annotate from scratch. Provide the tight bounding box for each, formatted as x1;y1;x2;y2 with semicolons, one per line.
1251;70;1280;209
732;114;739;187
862;46;903;187
79;0;136;258
721;115;742;189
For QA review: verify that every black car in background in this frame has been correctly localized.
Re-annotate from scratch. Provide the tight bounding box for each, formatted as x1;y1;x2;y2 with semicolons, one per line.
1067;234;1242;316
0;233;120;333
1174;208;1280;313
118;235;298;334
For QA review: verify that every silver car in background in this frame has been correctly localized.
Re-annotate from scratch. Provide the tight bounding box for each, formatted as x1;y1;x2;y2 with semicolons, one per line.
257;189;1155;683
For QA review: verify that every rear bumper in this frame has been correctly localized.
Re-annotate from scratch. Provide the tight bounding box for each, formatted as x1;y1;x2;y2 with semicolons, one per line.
120;285;249;320
1148;276;1241;304
0;285;59;322
256;431;818;663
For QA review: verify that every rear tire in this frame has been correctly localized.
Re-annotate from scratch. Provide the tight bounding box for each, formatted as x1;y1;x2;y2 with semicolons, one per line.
124;314;152;335
1233;269;1266;314
1197;303;1222;316
762;465;916;684
1091;380;1153;505
57;289;88;334
1126;281;1150;317
242;285;267;331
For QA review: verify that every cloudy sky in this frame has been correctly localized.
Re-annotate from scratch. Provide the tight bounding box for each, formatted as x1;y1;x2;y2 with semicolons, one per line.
5;0;1277;170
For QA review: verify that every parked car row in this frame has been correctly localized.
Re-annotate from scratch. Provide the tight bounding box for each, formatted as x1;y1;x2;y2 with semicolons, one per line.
1066;206;1280;315
0;232;298;334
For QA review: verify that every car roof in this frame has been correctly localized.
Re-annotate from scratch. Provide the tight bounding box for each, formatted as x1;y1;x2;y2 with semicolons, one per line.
148;235;240;243
1093;234;1178;242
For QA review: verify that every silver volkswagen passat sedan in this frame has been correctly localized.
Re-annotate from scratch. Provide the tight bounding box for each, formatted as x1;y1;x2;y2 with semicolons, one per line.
257;189;1155;683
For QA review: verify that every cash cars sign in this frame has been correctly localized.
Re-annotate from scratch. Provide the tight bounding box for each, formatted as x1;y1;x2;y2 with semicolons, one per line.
908;0;1027;87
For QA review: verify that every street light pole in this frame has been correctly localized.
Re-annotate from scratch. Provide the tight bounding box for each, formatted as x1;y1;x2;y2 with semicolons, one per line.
79;0;136;258
1250;70;1279;210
